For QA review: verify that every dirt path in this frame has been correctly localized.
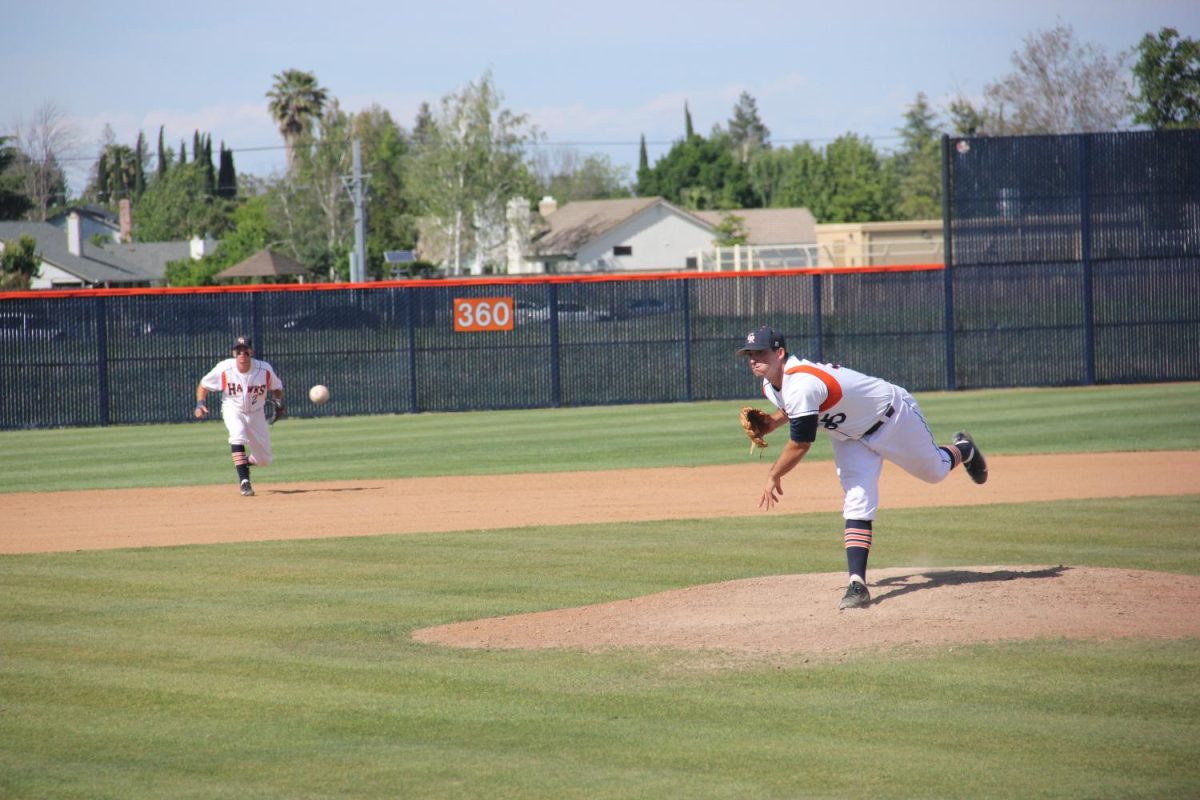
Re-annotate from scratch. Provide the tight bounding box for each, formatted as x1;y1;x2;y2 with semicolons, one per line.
2;451;1197;554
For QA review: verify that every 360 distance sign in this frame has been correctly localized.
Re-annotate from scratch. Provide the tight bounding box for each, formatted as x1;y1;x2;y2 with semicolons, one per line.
454;297;514;332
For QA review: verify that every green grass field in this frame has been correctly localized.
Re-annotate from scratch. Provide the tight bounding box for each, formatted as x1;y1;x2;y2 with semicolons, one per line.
2;383;1199;798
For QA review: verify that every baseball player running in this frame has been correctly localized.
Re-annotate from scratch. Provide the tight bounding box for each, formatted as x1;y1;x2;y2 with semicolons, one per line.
194;336;285;497
737;325;987;610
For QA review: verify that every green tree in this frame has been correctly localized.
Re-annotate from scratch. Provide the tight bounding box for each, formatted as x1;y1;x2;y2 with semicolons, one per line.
202;134;215;196
406;71;539;274
772;142;826;212
0;137;33;219
352;104;420;279
712;212;749;247
728;91;771;163
88;143;137;204
167;194;277;286
821;134;897;222
1132;27;1200;129
217;143;237;199
636;134;650;192
134;132;146;199
636;132;756;210
892;93;943;220
747;147;790;208
133;162;228;242
266;69;329;172
156;125;168;177
684;102;695;139
946;94;991;135
0;234;40;289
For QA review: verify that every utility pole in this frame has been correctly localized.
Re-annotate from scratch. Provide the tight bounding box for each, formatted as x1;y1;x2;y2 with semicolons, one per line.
342;139;370;282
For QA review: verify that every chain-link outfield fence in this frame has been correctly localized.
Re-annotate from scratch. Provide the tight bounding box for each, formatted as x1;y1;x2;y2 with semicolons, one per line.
1;129;1196;429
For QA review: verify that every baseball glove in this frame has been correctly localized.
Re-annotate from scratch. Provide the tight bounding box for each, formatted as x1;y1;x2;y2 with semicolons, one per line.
264;398;285;425
740;406;772;454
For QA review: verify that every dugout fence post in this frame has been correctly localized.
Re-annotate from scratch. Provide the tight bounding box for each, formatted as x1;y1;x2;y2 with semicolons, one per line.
1078;133;1096;385
940;135;957;391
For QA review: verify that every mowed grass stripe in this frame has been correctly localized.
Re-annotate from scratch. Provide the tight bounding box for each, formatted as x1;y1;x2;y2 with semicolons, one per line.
1;382;1198;492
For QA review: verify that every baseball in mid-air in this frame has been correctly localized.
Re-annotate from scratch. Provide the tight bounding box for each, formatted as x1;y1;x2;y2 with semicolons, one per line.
309;384;330;405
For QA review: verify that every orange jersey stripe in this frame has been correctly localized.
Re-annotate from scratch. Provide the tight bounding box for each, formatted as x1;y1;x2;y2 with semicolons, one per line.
785;365;843;411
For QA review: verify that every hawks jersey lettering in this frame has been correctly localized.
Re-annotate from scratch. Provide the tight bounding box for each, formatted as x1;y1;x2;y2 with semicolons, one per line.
762;356;896;440
199;358;283;415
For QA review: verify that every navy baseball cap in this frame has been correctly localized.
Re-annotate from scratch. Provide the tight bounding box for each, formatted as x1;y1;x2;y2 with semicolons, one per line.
232;336;253;351
736;326;786;356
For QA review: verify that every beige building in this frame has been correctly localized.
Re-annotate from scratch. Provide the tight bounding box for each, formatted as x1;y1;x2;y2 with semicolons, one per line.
814;219;943;267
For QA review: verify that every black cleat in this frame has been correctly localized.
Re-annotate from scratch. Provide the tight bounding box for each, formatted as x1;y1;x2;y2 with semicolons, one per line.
954;431;988;485
240;479;255;497
839;579;871;610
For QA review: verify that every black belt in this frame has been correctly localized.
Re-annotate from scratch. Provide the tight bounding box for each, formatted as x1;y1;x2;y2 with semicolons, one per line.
863;405;895;437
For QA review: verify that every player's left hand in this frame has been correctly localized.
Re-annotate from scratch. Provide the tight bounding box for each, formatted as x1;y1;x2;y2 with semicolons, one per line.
194;402;208;419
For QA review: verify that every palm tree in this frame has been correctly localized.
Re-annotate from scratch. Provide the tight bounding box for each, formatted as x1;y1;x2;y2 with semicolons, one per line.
266;69;328;172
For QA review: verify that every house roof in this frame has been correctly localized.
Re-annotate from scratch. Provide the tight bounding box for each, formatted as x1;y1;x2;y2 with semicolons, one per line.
528;198;818;259
531;197;678;257
216;248;309;278
0;221;158;285
692;208;817;245
48;205;120;230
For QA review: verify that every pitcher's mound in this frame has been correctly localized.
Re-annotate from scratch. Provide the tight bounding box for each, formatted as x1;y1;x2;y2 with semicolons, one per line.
413;566;1200;658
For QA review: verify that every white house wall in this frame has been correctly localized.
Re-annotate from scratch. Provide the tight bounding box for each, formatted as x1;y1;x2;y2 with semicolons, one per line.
31;262;85;290
575;204;713;273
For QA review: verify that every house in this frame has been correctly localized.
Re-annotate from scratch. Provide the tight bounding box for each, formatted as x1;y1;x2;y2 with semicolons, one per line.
512;196;818;274
814;219;944;267
0;210;217;289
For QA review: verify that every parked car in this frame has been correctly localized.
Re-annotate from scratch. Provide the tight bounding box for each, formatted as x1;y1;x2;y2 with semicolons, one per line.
555;302;613;323
137;314;232;337
280;307;383;331
616;297;673;319
513;299;549;324
0;311;66;342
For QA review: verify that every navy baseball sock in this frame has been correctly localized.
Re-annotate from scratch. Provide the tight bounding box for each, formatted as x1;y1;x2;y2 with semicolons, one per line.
231;445;250;483
844;519;873;581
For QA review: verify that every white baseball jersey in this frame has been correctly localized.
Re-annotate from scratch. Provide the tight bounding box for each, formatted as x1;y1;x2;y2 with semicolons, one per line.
200;358;283;463
762;355;956;520
761;356;896;440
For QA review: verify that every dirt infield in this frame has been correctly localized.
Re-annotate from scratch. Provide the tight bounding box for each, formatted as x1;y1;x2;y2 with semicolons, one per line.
3;451;1197;554
4;450;1198;659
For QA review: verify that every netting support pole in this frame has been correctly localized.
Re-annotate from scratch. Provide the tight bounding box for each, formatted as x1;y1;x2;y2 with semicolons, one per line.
1079;134;1096;385
940;135;957;391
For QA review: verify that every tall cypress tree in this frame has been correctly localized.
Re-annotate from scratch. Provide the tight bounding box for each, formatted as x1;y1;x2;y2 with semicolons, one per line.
685;102;695;139
179;139;187;164
96;152;110;202
157;125;167;177
217;143;237;199
134;132;146;198
193;130;202;164
202;134;215;196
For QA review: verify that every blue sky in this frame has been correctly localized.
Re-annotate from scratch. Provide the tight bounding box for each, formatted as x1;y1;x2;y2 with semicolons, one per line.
4;0;1197;194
